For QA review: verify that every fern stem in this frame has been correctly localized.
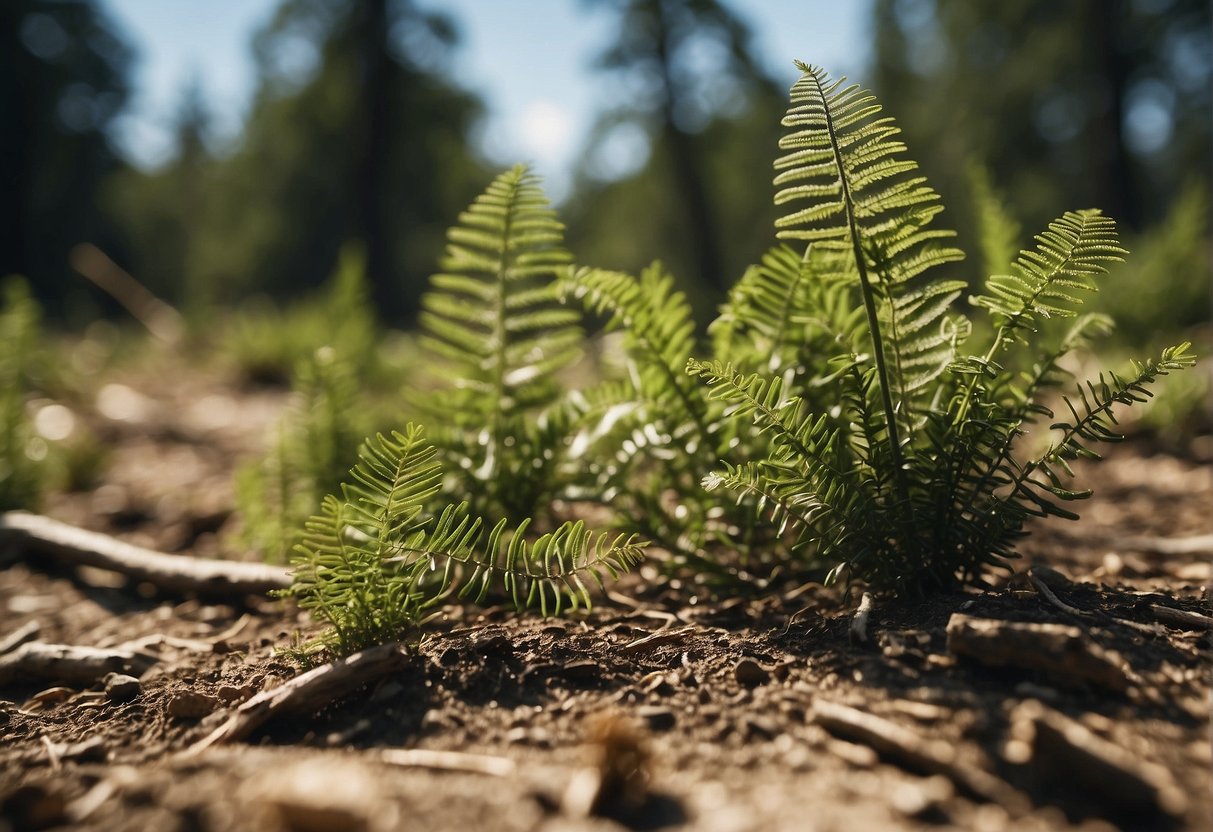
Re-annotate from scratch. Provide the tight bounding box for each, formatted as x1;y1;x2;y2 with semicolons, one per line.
816;76;908;507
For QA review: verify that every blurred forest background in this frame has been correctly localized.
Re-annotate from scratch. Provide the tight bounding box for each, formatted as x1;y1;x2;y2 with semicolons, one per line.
2;0;1210;340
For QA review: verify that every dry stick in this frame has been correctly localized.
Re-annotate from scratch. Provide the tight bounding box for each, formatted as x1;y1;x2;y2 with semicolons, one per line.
69;243;184;344
1114;533;1213;556
849;592;874;645
813;700;1029;812
1149;604;1213;631
187;642;409;754
1027;571;1088;618
0;620;41;656
619;625;697;657
379;748;517;777
0;512;290;597
0;642;158;686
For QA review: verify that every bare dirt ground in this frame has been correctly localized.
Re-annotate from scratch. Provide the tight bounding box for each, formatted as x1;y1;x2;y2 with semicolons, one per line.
1;359;1210;832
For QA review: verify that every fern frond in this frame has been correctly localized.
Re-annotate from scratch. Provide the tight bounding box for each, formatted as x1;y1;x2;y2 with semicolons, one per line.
289;424;645;657
563;262;711;448
966;163;1022;277
972;210;1125;350
774;62;965;460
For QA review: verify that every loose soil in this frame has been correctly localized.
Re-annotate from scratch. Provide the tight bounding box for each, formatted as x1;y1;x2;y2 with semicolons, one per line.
1;358;1210;832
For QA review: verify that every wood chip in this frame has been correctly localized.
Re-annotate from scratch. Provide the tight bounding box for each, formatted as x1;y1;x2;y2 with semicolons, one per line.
849;592;874;645
379;748;516;777
0;642;158;686
0;511;290;597
1005;700;1187;820
619;625;696;656
813;700;1026;811
945;614;1132;692
186;642;408;753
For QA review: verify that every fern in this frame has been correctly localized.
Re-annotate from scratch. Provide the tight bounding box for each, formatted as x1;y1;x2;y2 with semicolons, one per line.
0;279;45;511
235;347;365;562
416;164;582;520
286;424;645;658
687;63;1195;594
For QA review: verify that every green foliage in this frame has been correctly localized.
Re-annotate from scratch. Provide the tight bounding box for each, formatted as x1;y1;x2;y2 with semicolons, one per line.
235;347;366;562
415;164;583;521
223;246;379;386
286;424;645;658
685;64;1195;594
0;278;45;511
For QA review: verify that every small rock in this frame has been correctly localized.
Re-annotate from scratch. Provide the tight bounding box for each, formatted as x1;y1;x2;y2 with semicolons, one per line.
370;680;404;703
742;715;779;741
635;706;676;732
733;659;769;686
167;691;219;720
105;673;141;703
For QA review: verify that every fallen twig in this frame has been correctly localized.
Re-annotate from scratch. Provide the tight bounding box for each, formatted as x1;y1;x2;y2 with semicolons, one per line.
1115;533;1213;557
186;642;408;753
379;748;516;777
849;592;874;645
0;621;41;655
0;511;290;597
0;642;157;686
619;625;696;657
813;700;1027;811
1148;604;1213;631
1005;700;1187;820
946;613;1132;692
1027;570;1088;618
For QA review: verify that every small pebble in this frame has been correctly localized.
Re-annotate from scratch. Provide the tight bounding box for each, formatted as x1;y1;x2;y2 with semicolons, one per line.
167;691;219;719
635;706;677;731
734;658;770;686
105;673;141;703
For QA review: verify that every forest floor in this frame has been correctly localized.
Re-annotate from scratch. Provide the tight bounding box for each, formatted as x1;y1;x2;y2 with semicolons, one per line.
0;357;1210;832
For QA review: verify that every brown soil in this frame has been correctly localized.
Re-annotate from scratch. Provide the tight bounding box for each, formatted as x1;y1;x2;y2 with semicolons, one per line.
1;361;1210;832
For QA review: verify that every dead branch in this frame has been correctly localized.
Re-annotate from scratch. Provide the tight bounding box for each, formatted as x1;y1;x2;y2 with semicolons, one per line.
69;243;184;344
1116;533;1213;557
1005;700;1187;819
0;642;157;686
379;748;516;777
945;614;1132;692
187;642;409;754
812;700;1027;810
0;511;290;597
0;621;41;655
1149;604;1213;631
849;592;874;645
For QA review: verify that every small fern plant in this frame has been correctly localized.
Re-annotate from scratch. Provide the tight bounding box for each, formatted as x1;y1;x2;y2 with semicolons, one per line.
0;278;45;511
285;423;645;658
235;346;366;562
413;164;583;522
685;63;1194;595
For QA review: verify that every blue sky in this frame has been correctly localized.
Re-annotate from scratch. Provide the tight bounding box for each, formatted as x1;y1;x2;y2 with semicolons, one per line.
102;1;872;197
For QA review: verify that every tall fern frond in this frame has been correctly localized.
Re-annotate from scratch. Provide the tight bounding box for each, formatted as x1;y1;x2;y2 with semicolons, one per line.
416;165;583;518
288;425;645;657
774;62;965;460
967;163;1022;277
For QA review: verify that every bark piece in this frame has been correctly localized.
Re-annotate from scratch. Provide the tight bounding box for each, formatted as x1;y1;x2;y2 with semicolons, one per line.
1149;604;1212;631
1005;700;1187;820
945;614;1131;692
187;642;408;753
0;511;290;597
0;642;157;686
813;700;1025;810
